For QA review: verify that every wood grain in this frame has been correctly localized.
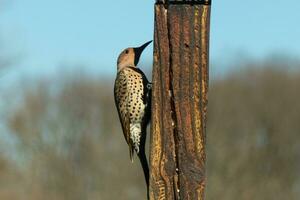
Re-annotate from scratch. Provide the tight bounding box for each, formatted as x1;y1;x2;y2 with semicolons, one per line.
150;2;210;200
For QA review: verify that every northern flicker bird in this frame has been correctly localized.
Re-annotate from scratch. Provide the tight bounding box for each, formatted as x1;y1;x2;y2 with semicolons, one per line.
114;41;152;189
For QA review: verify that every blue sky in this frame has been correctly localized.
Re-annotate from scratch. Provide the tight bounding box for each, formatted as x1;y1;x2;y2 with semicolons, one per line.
0;0;300;78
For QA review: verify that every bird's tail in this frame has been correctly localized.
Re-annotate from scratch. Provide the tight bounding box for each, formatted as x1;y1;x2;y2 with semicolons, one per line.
129;143;135;163
138;123;150;199
138;149;149;199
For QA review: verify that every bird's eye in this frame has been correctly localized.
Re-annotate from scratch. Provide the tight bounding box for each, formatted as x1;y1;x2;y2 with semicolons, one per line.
125;50;129;54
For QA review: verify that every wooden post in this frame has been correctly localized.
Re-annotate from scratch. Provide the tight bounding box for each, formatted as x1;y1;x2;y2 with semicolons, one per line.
149;0;211;199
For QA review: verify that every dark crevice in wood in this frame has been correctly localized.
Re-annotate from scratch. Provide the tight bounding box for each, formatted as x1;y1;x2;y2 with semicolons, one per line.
167;6;181;200
157;13;165;186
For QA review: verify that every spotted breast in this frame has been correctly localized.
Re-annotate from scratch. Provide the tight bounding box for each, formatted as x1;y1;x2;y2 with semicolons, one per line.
114;67;151;160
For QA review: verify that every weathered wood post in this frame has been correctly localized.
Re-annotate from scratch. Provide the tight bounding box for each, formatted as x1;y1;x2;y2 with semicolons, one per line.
149;0;211;199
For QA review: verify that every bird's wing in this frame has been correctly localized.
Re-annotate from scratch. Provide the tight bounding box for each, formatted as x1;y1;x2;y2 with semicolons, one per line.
114;70;134;160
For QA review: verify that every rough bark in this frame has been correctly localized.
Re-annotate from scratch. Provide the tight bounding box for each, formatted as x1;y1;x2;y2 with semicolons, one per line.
150;1;211;200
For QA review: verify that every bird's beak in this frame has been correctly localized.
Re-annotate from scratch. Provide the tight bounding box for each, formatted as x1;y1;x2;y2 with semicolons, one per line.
133;40;152;66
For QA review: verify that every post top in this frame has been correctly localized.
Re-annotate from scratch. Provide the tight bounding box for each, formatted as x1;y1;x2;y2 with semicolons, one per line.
156;0;211;5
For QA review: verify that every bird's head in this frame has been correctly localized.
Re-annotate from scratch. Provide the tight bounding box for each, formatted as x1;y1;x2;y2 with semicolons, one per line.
117;40;152;71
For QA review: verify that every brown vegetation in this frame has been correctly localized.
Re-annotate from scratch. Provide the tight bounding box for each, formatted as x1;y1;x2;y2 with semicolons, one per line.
0;62;299;199
207;66;300;200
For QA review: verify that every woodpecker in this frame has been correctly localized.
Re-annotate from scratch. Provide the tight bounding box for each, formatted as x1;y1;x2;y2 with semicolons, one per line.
114;41;152;190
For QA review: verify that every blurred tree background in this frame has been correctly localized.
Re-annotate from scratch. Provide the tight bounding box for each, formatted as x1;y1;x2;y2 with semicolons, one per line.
0;55;299;199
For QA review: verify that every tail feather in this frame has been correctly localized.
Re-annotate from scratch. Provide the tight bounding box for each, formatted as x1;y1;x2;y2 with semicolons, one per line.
129;143;134;163
139;126;149;199
138;150;149;199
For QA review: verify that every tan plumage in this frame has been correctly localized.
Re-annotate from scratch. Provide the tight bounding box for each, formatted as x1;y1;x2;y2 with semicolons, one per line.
114;41;152;194
114;67;148;160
